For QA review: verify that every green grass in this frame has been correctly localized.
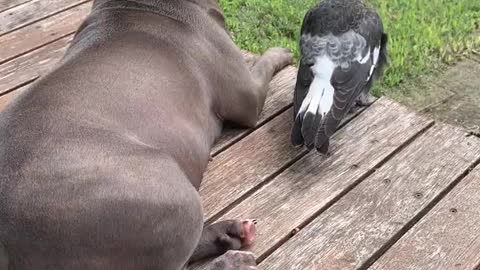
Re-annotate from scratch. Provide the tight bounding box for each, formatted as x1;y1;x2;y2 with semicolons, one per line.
219;0;480;96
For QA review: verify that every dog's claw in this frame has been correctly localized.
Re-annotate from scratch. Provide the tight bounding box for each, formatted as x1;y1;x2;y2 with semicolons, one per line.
244;219;257;225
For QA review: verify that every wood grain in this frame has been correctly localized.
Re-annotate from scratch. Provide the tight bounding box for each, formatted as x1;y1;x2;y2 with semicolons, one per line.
0;35;72;96
0;0;89;36
0;2;91;63
200;107;305;220
0;0;32;12
260;123;480;270
370;166;480;270
190;98;432;270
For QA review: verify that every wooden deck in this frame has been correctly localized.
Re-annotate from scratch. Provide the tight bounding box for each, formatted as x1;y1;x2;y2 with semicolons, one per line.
1;2;480;269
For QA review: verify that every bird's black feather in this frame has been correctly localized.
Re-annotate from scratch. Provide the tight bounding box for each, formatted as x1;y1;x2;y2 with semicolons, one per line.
291;60;314;146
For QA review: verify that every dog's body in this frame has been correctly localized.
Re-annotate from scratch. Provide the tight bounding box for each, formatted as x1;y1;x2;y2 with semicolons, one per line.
0;0;292;269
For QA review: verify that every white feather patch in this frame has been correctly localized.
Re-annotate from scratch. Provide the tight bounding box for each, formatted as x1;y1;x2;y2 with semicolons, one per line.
357;49;371;64
298;56;336;119
367;44;381;81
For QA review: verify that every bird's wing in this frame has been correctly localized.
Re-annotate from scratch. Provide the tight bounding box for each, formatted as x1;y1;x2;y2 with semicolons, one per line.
318;59;372;138
291;59;314;146
314;8;386;150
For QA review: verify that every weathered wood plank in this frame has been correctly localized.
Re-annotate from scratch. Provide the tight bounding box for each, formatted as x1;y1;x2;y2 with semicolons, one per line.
370;166;480;270
0;2;90;63
0;0;89;36
200;107;305;220
190;98;432;270
0;35;72;96
212;65;296;155
0;85;27;112
260;123;480;270
0;0;31;12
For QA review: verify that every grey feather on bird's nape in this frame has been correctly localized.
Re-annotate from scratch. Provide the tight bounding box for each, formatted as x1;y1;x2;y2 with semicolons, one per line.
301;30;369;72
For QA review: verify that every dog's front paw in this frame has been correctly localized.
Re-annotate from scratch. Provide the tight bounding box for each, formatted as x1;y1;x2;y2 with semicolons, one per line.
208;219;257;250
189;219;257;263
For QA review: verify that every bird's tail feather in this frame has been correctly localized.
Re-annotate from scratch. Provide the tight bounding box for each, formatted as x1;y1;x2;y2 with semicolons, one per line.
301;110;322;150
293;74;335;151
291;114;305;146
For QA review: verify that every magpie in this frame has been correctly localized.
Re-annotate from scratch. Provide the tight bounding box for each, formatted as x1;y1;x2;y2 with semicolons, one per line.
291;0;388;153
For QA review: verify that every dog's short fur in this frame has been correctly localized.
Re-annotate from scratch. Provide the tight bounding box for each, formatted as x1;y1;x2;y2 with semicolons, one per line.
0;0;293;269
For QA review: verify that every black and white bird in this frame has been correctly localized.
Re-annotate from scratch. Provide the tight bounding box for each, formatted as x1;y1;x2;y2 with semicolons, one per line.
291;0;388;153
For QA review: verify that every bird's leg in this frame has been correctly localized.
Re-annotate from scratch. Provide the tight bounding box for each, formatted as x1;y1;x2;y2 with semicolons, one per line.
349;91;375;114
356;91;376;107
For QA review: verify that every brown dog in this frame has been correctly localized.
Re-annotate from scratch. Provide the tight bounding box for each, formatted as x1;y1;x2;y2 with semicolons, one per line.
0;0;293;269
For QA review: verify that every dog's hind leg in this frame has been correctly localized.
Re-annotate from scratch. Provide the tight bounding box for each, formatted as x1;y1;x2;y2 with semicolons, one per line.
218;48;293;128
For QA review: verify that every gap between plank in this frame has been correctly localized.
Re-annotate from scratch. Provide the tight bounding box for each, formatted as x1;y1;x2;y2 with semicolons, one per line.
0;0;90;37
205;102;374;225
206;149;307;225
0;0;34;13
0;32;74;65
0;77;36;98
358;153;480;270
256;119;436;264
